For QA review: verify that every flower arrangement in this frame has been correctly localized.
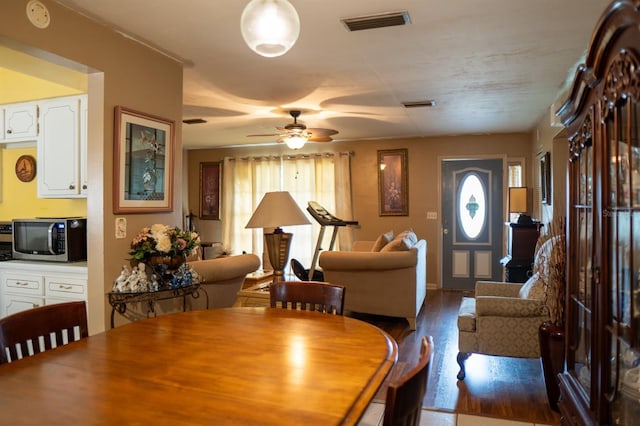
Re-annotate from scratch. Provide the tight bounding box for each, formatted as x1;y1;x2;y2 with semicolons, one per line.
129;224;200;262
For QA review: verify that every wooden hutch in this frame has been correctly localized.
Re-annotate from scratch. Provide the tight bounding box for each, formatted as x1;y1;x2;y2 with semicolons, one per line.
557;1;640;424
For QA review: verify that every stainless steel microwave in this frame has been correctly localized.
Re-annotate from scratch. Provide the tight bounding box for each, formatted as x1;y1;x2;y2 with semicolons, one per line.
12;218;87;262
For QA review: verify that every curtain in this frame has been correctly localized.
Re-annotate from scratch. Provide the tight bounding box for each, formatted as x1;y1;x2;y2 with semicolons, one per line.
221;152;353;274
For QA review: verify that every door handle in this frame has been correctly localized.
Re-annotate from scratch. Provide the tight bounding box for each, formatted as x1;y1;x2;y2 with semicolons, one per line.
443;228;449;235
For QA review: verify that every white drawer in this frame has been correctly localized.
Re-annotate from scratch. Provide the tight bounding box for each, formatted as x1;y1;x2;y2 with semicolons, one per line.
2;274;45;295
45;277;87;299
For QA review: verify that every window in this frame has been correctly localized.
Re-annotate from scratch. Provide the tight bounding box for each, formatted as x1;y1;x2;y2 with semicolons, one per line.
508;158;525;222
222;153;353;275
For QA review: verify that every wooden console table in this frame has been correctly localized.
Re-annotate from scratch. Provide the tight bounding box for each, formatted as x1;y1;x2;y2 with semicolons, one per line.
107;283;208;328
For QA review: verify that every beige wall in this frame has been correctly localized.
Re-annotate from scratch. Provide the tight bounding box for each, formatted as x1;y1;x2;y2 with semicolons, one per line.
187;133;533;287
1;0;183;333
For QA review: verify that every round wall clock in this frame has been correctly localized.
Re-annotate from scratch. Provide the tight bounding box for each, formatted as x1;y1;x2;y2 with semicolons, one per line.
15;155;36;182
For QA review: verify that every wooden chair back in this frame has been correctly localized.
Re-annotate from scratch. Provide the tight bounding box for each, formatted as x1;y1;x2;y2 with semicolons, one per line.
0;301;88;364
383;335;434;426
269;281;345;315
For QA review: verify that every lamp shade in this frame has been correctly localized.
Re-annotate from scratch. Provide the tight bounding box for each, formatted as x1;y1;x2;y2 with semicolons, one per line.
240;0;300;58
245;191;310;229
508;187;528;213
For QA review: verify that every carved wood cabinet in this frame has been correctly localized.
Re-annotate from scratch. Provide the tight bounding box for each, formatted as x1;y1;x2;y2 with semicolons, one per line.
557;1;640;424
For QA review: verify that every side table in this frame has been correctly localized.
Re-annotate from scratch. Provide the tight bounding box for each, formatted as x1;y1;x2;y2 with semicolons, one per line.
107;283;208;328
242;270;274;289
234;282;271;307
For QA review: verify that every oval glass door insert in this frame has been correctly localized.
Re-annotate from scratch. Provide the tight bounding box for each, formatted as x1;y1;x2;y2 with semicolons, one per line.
458;173;486;239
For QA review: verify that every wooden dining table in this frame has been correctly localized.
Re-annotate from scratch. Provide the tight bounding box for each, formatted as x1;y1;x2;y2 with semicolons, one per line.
0;307;398;425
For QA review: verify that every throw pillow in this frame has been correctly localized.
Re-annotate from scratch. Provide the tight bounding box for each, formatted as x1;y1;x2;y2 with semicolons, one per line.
371;230;394;251
380;237;412;252
519;272;545;299
395;229;418;247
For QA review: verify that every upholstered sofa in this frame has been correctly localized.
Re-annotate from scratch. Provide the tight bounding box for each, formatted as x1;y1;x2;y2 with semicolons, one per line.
318;237;427;329
188;254;260;310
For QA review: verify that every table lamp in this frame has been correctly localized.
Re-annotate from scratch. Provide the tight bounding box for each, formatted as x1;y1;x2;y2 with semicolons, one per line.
508;187;533;224
245;191;311;284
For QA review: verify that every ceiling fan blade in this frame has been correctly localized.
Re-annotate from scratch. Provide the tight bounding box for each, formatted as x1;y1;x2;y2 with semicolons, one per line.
308;136;333;142
307;128;339;137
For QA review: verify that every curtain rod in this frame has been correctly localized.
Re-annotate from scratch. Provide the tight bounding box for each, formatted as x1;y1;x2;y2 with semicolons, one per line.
226;151;354;161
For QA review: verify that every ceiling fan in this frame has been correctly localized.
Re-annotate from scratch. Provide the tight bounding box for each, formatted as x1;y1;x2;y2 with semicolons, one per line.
247;110;339;149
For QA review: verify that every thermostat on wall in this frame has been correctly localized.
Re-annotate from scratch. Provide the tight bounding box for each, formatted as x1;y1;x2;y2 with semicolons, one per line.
26;0;50;29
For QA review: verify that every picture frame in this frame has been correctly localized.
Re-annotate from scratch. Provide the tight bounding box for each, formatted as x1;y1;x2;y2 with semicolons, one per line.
540;151;551;205
199;161;222;220
113;106;175;214
378;149;409;216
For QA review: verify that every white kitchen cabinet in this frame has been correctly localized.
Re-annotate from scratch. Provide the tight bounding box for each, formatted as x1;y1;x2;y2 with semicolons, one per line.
37;94;87;198
3;102;38;142
0;261;88;318
0;272;45;317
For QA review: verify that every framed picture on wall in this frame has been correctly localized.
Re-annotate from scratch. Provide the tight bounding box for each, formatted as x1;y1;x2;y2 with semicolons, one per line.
200;161;221;220
540;151;551;205
113;106;175;214
378;149;409;216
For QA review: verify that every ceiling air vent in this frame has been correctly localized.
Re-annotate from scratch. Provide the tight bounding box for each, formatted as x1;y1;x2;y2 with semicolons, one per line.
341;10;411;32
183;118;207;124
402;100;436;108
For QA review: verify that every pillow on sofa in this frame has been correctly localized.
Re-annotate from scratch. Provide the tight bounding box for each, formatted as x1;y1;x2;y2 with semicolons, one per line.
395;229;418;247
371;230;394;251
519;272;545;299
380;236;413;252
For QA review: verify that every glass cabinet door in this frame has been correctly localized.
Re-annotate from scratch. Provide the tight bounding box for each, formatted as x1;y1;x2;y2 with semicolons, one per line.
604;96;640;425
567;109;595;409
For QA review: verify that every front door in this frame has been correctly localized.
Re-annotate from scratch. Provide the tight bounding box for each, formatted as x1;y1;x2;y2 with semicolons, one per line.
441;158;504;290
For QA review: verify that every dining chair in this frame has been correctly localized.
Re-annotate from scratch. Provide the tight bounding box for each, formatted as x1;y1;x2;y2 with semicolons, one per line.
382;335;434;426
0;301;88;364
269;281;345;315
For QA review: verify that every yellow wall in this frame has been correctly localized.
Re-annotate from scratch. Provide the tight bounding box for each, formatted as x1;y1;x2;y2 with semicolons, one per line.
0;67;85;103
0;147;86;220
0;61;87;221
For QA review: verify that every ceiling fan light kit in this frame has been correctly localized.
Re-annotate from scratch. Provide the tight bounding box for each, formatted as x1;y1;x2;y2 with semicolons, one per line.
285;134;307;149
240;0;300;58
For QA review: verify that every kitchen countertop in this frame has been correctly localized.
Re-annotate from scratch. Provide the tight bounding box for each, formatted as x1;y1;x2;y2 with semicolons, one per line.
0;260;88;272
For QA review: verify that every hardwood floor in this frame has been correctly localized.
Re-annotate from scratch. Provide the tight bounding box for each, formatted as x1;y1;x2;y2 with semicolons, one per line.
350;289;561;425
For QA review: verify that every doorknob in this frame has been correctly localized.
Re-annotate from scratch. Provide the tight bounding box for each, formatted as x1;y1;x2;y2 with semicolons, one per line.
443;228;449;235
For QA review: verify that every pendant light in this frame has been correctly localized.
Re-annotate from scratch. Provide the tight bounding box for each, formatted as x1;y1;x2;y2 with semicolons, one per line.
240;0;300;58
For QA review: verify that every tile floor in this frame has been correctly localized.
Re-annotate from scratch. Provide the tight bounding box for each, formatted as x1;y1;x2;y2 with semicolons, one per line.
357;402;555;426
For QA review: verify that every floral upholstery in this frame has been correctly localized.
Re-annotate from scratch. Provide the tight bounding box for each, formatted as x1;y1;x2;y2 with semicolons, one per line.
456;280;549;380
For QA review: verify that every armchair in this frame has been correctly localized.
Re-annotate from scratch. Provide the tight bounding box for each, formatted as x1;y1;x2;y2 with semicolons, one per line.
188;254;260;309
456;277;548;380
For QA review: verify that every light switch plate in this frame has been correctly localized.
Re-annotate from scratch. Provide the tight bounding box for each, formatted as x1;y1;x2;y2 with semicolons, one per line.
427;211;438;220
115;217;127;239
